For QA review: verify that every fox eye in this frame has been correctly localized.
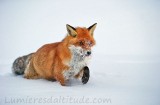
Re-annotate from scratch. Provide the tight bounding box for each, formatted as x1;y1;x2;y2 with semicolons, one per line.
89;42;92;46
79;41;84;46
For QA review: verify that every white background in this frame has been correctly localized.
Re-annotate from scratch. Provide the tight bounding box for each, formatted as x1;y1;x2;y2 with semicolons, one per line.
0;0;160;105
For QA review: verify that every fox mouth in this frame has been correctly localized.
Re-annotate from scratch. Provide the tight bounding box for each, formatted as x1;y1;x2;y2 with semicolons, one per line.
80;53;91;58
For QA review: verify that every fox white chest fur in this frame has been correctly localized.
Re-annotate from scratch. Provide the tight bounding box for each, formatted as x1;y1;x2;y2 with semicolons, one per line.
63;45;91;79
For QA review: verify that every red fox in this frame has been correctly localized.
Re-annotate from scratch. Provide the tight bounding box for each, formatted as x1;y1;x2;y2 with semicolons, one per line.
12;23;97;86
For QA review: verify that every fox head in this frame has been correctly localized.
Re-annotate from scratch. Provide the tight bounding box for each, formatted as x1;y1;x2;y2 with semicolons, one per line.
63;23;97;57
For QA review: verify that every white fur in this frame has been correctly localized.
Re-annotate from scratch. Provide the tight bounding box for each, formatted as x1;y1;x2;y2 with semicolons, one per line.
63;45;91;80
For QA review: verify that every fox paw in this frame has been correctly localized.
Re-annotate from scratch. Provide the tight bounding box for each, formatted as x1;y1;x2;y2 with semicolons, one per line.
82;66;90;84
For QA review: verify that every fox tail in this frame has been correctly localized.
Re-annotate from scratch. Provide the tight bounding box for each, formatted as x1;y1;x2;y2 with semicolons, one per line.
12;53;34;75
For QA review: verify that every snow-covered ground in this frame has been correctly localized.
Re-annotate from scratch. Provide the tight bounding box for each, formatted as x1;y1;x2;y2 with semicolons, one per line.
0;0;160;105
0;55;160;105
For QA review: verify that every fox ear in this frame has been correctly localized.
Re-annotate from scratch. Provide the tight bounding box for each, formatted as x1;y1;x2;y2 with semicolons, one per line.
88;23;97;36
66;24;77;37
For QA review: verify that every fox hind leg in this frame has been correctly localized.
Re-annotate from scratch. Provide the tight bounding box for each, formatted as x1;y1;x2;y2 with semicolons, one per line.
24;62;40;79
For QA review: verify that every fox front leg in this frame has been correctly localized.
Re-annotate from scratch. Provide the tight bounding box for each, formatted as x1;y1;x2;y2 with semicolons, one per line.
82;66;90;84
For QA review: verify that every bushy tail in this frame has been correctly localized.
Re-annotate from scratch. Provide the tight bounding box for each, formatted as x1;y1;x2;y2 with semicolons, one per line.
12;53;34;75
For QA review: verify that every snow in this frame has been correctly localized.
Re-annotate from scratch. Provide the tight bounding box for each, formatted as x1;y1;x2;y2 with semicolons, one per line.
0;0;160;105
1;55;160;105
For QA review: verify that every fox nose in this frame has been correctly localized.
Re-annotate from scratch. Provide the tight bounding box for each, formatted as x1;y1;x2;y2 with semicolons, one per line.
87;51;91;56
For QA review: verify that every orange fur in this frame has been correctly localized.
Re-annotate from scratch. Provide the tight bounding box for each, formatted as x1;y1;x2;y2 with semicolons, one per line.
24;24;97;86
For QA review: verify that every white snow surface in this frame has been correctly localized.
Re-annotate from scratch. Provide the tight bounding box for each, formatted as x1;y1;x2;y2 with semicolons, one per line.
0;0;160;105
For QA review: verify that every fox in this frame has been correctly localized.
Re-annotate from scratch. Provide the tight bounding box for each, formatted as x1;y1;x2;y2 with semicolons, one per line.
12;23;97;86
